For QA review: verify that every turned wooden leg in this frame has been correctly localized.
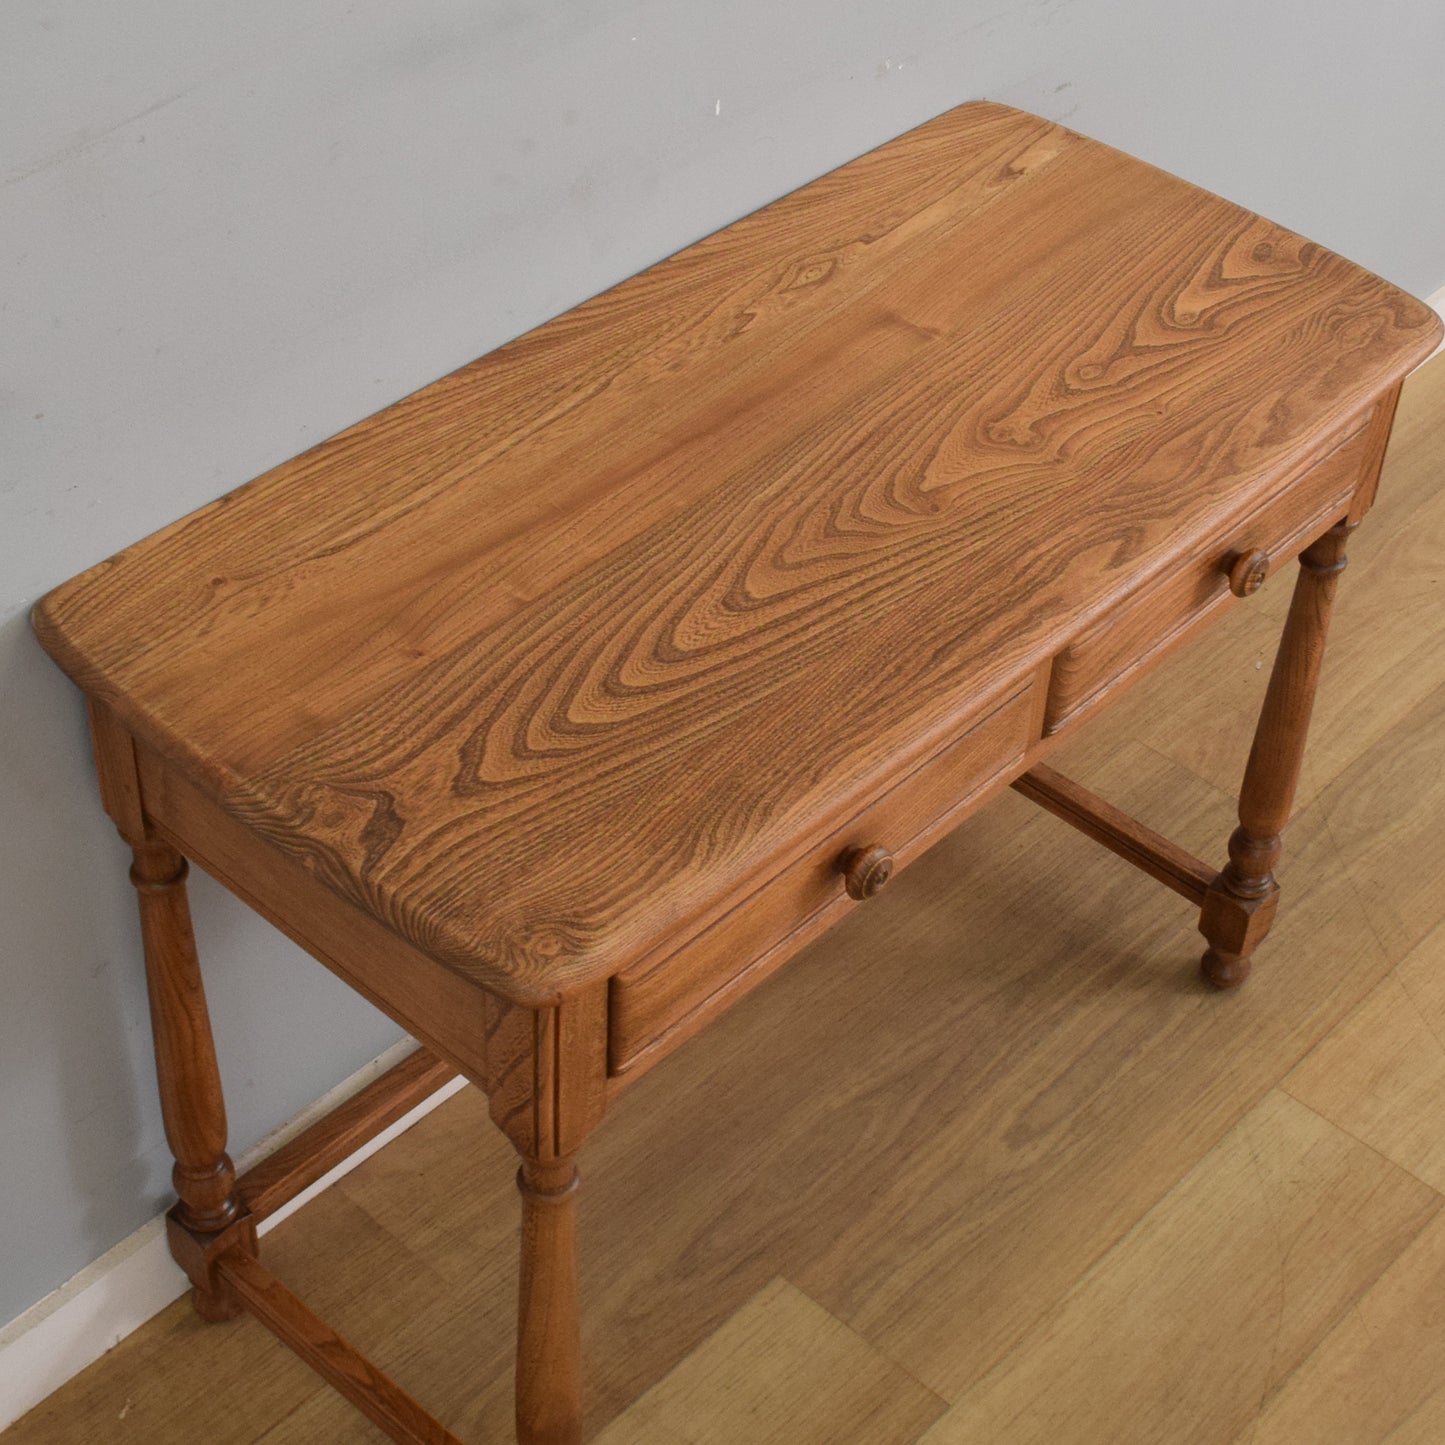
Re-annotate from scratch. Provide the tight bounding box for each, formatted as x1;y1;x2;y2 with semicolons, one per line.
1200;520;1354;988
483;987;607;1445
516;1157;584;1445
129;840;253;1319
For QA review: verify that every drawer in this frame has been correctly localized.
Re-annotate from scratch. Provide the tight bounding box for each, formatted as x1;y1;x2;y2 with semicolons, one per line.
609;682;1037;1075
1044;419;1373;734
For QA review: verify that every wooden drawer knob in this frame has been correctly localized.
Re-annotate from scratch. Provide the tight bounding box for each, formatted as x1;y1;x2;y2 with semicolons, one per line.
1224;549;1270;598
838;844;894;900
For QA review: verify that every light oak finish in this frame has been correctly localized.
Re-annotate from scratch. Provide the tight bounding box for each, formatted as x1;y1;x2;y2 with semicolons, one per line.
1245;1211;1445;1443
783;740;1395;1403
1285;915;1445;1198
25;99;1441;1442
915;1091;1438;1445
591;1278;945;1444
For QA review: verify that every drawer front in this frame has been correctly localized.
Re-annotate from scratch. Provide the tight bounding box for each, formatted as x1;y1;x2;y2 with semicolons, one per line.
609;682;1037;1074
1044;420;1372;734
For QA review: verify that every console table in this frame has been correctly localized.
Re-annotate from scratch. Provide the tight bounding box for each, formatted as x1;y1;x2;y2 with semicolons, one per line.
32;101;1440;1443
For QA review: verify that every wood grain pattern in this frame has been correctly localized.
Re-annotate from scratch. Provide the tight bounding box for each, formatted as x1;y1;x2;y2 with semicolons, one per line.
915;1091;1439;1445
135;737;498;1080
608;681;1034;1072
481;986;608;1165
1043;410;1373;734
36;102;1065;754
786;739;1391;1405
1066;375;1438;815
23;99;1440;1444
86;696;146;843
32;102;1440;1003
591;1278;945;1444
1243;1211;1445;1444
1322;675;1445;967
838;844;895;901
514;1164;583;1445
1284;914;1445;1196
1225;547;1271;598
1346;378;1405;524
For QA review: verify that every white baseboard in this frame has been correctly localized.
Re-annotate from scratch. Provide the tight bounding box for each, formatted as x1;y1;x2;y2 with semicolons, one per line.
1422;284;1445;365
0;1039;468;1432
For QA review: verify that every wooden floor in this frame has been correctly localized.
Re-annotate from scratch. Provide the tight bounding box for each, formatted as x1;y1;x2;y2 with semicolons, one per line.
11;355;1445;1444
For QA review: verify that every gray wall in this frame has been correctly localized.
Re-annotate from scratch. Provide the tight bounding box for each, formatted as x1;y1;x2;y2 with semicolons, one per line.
3;0;1442;1329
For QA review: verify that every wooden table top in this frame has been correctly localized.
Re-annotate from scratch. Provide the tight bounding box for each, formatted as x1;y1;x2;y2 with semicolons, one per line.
35;101;1440;1004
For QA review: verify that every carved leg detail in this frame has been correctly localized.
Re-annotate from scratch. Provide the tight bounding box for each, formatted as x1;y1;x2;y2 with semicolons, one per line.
1200;521;1353;988
516;1158;583;1445
482;987;607;1445
130;840;252;1319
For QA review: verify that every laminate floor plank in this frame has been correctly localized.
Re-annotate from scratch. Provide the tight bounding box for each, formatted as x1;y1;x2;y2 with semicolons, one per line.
590;1277;945;1445
1314;675;1445;966
3;1300;334;1445
1240;1210;1445;1445
914;1090;1440;1445
1284;917;1445;1195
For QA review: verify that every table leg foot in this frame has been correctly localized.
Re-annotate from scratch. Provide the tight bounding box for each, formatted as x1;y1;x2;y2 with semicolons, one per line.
1199;950;1242;990
190;1283;244;1323
1198;834;1281;990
